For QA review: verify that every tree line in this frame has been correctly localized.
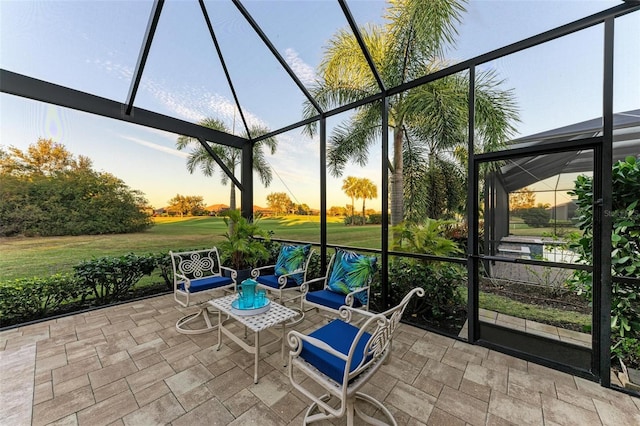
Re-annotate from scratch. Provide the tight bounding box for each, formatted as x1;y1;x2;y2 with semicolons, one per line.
0;139;153;237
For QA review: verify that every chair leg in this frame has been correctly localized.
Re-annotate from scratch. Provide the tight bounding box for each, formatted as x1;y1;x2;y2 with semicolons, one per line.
175;306;218;335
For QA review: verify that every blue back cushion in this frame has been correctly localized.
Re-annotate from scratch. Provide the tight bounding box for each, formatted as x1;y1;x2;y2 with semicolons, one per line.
299;319;372;384
326;249;377;305
274;244;311;285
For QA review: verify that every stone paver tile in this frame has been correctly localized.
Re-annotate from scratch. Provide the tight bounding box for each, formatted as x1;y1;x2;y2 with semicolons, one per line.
434;385;488;426
527;363;576;388
165;362;213;395
172;397;235;426
206;366;255;402
133;353;164;371
48;413;78;426
486;349;528;372
98;349;131;368
93;378;130;403
463;363;508;394
168;354;200;373
593;398;640;426
459;378;491;403
540;393;601;426
269;391;308;423
442;346;483;370
422;358;464;389
77;390;138;426
54;374;90;396
175;383;216;412
452;340;489;359
36;339;69;359
575;376;640;412
132;331;161;345
402;346;430;367
496;313;526;328
380;356;422;384
409;339;448;362
52;355;101;385
89;358;138;389
488;391;543;426
32;386;95;426
125;360;174;394
508;380;541;405
413;373;444;399
486;413;518;426
127;337;169;361
250;369;292;407
129;320;163;339
132;380;170;407
228;402;286;426
35;369;52;386
159;339;201;364
508;368;556;397
554;382;596;412
122;393;185;426
222;388;260;418
426;407;466;426
368;369;399;393
385;380;436;420
33;381;54;405
633;396;640;411
0;345;36;426
193;344;235;366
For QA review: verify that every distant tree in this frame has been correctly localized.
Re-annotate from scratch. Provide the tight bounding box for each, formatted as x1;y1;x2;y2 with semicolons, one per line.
328;206;348;216
509;187;536;215
166;194;205;217
266;192;293;215
176;118;277;212
355;178;377;223
293;203;311;215
0;140;152;236
341;176;359;221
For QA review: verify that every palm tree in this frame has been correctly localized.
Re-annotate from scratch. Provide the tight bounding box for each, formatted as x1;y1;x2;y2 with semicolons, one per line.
341;176;359;221
176;117;277;211
356;177;377;223
303;0;518;228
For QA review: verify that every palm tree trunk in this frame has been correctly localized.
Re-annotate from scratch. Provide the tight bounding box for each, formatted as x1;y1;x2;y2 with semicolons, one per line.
229;184;237;234
390;127;404;228
350;197;355;224
362;199;366;224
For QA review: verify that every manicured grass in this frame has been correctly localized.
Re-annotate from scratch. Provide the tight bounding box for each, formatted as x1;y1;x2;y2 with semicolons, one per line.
0;216;382;280
458;287;591;330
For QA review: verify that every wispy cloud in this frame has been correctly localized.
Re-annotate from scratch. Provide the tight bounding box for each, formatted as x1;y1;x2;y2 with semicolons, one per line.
92;59;268;131
284;48;316;86
118;135;189;159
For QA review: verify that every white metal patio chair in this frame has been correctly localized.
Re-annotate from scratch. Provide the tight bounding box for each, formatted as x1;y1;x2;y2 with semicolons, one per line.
171;247;236;334
301;248;377;318
288;287;424;425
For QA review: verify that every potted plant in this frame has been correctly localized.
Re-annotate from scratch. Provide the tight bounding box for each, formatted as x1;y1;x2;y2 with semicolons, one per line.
219;210;270;282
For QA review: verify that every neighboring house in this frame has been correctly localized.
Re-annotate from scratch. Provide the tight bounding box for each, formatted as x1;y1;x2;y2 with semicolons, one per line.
205;204;230;216
548;200;578;221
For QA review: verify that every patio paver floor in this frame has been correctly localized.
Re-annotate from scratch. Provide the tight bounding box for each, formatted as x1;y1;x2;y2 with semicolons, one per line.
1;293;639;425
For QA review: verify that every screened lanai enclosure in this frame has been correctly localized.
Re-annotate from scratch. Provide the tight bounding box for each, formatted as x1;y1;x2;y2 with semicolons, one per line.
1;0;639;395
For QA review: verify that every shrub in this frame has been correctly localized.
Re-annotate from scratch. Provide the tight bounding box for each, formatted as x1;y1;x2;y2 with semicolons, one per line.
386;258;466;321
367;214;384;225
520;206;551;228
74;253;156;305
0;274;84;325
344;215;365;226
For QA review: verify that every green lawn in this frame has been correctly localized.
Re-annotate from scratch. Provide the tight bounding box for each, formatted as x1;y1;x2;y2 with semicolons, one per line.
0;216;382;280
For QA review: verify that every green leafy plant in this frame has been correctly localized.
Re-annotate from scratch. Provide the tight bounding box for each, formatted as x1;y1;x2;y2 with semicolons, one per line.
219;210;270;271
392;218;463;257
0;274;84;325
520;205;551;228
568;156;640;338
74;253;156;305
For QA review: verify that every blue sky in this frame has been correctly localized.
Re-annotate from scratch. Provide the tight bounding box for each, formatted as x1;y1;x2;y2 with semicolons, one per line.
1;0;638;211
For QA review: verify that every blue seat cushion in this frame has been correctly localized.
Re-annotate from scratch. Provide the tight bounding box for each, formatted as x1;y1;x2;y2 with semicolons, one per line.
299;319;372;384
256;274;299;289
178;276;233;293
305;289;362;311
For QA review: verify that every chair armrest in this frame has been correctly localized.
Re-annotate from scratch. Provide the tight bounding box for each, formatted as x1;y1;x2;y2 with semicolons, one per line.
300;276;327;295
251;264;275;278
219;266;237;282
174;272;191;289
344;285;369;307
287;330;348;361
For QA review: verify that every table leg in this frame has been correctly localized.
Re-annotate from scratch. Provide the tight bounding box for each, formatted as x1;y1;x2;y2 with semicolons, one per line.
254;331;260;384
281;322;287;367
216;310;222;351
